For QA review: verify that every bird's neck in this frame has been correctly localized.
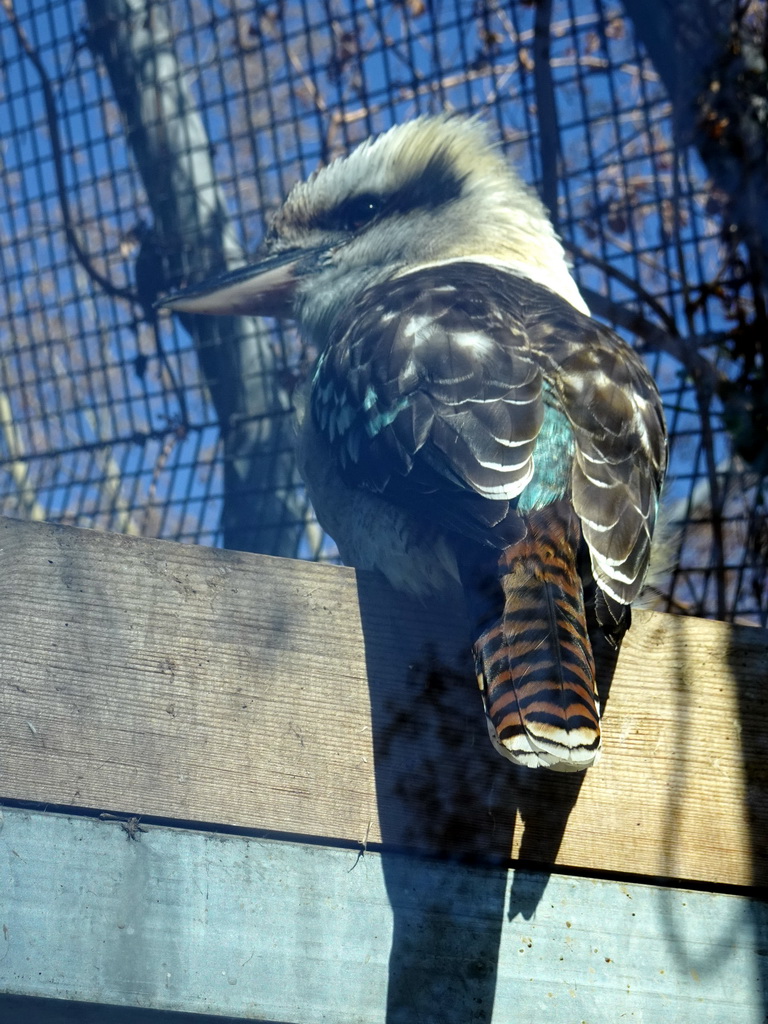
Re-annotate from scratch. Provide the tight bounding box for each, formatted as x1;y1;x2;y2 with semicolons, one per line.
296;252;588;345
394;255;588;315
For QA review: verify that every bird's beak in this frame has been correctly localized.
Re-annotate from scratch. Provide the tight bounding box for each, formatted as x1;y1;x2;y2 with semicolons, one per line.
157;246;322;318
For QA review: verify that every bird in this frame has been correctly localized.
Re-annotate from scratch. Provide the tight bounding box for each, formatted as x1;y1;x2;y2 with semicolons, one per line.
160;114;667;771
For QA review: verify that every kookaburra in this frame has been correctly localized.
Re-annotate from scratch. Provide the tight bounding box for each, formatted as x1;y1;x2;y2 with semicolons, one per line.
161;114;667;771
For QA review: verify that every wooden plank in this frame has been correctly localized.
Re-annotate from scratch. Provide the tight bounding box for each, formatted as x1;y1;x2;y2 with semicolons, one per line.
1;515;766;885
1;807;765;1023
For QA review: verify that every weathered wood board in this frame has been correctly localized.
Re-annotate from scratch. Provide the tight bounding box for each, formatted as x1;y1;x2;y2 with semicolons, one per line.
1;516;767;885
1;807;765;1023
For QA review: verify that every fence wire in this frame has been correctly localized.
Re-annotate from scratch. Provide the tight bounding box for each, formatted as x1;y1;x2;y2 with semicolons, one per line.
1;0;766;625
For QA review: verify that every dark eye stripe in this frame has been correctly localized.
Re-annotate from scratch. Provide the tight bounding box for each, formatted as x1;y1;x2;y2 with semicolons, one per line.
312;147;466;235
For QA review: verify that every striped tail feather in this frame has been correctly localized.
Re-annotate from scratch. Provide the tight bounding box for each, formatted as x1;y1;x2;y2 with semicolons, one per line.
466;502;600;772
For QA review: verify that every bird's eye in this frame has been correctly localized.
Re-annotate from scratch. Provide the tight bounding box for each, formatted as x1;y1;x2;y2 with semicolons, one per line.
338;193;385;231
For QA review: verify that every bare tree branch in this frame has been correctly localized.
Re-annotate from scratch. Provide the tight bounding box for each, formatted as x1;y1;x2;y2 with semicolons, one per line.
0;388;47;522
85;0;306;556
1;0;137;304
532;0;560;223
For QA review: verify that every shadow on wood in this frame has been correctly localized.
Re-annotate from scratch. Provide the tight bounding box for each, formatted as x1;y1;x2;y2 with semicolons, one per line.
355;571;619;1023
728;622;768;1017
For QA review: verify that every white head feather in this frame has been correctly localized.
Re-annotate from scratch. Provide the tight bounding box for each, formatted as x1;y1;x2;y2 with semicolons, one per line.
266;115;588;332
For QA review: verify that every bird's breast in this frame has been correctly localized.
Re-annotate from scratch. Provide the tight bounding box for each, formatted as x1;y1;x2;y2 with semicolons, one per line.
294;383;462;600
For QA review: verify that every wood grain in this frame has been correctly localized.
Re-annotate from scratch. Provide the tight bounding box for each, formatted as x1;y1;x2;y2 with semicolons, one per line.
1;516;766;885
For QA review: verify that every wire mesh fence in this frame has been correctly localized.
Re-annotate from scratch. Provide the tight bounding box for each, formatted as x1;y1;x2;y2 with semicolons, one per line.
1;0;766;625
